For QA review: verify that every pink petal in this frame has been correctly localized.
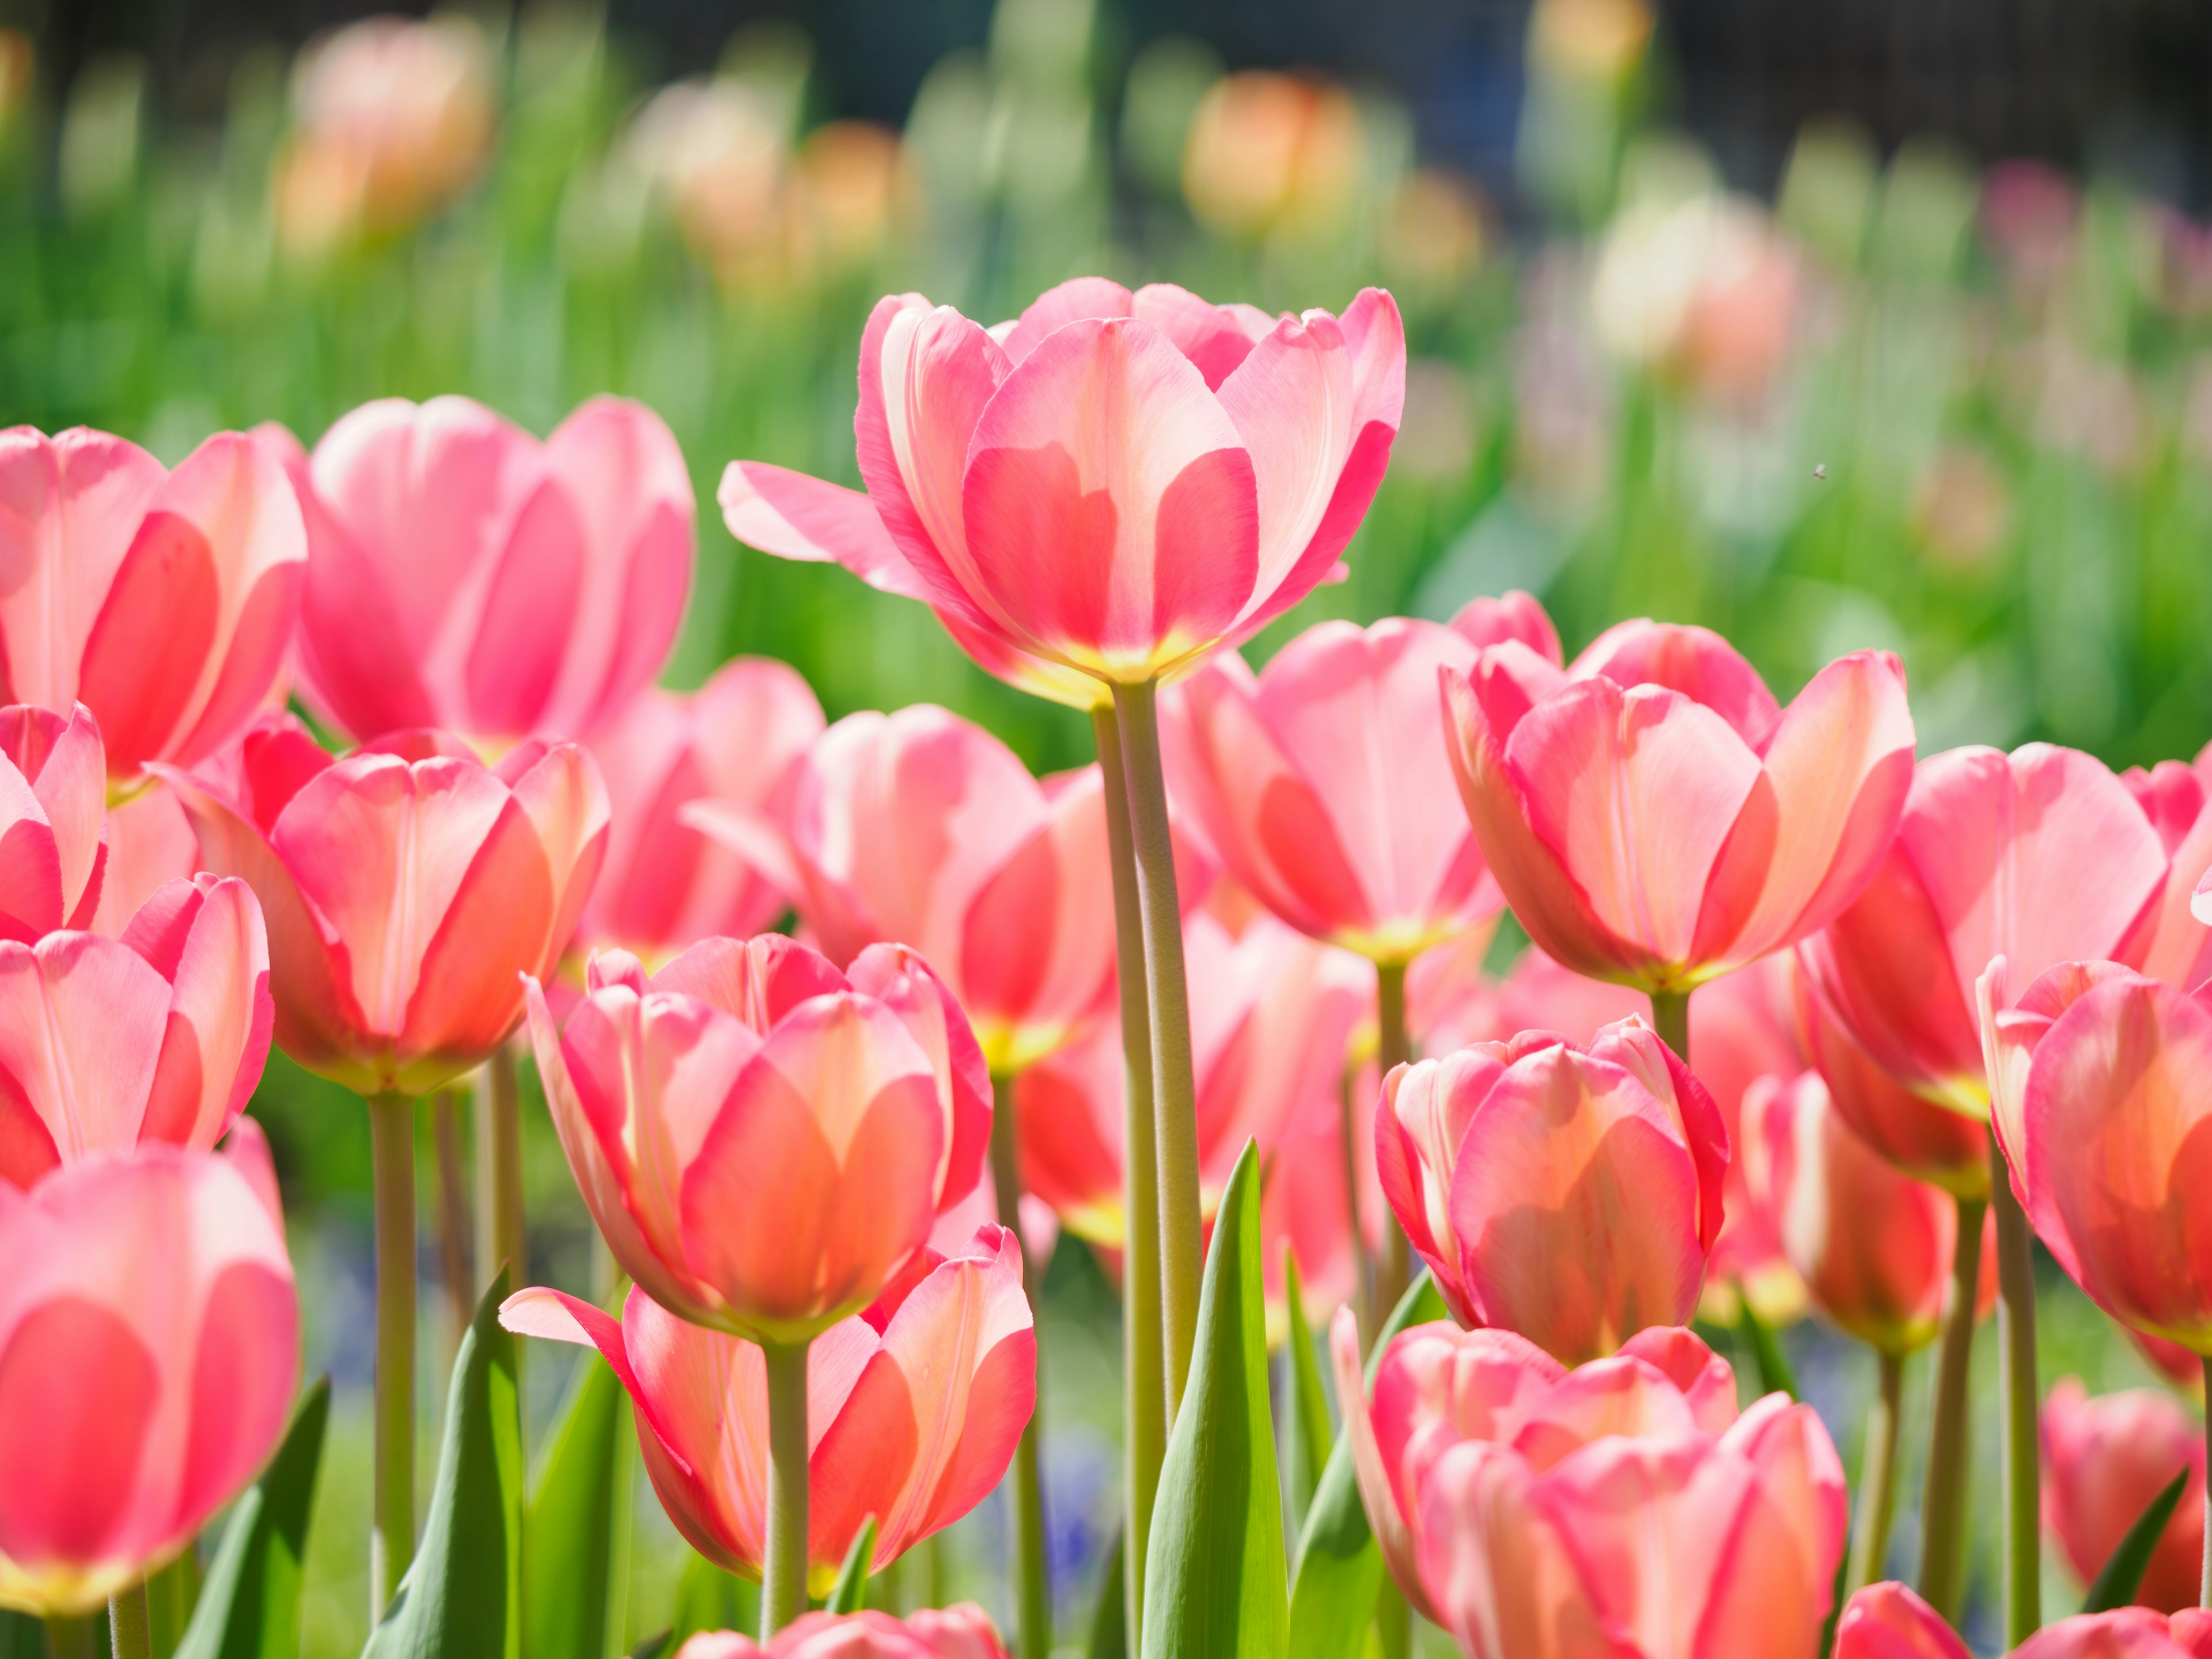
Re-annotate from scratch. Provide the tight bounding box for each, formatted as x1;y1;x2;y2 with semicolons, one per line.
1130;284;1276;389
130;876;272;1150
91;783;199;940
0;934;172;1161
718;462;936;604
2117;761;2212;990
845;942;994;1217
652;934;851;1033
1834;1581;1975;1659
1450;591;1564;666
0;745;63;944
0;704;109;926
1413;1439;1618;1659
1570;620;1782;749
1697;1396;1849;1655
994;278;1137;364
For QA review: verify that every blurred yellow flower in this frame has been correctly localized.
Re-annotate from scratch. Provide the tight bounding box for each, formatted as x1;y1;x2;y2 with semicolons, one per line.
1381;168;1487;295
1181;69;1361;240
1529;0;1653;85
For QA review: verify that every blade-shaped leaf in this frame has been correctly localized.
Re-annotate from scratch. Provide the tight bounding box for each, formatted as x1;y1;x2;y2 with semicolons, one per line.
362;1270;523;1659
524;1351;632;1659
1086;1530;1125;1659
146;1545;202;1657
823;1517;878;1615
2083;1465;2191;1613
1280;1251;1334;1533
1141;1139;1286;1658
175;1377;331;1659
626;1636;672;1659
671;1551;757;1650
0;1611;41;1659
1737;1300;1800;1402
1285;1274;1448;1659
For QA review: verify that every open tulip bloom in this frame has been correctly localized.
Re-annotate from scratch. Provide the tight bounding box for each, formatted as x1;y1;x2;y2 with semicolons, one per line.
1838;1580;2212;1659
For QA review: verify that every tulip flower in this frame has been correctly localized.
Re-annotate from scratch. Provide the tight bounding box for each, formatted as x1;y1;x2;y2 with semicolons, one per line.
2118;750;2212;994
2042;1378;2205;1614
0;1127;299;1618
0;703;108;944
501;1224;1032;1600
1335;1316;1847;1655
0;428;306;783
91;785;200;938
1449;590;1565;662
0;876;272;1188
1373;1014;1729;1364
579;657;824;959
673;1606;1011;1659
268;394;693;750
1440;619;1915;1010
1836;1580;2212;1658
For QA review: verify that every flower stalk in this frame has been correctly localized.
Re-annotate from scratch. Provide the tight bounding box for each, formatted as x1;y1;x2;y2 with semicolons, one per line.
1916;1188;1987;1623
1847;1351;1906;1595
1990;1130;2039;1645
760;1338;813;1638
108;1582;151;1659
368;1090;418;1615
990;1073;1053;1659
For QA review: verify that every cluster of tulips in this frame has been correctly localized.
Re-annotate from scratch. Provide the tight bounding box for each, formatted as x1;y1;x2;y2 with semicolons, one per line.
4;270;2212;1659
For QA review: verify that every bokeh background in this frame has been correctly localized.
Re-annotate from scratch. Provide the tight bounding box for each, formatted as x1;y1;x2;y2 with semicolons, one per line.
5;0;2210;1652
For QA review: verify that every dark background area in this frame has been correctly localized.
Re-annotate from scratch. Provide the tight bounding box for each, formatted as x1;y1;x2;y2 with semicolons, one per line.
14;0;2212;209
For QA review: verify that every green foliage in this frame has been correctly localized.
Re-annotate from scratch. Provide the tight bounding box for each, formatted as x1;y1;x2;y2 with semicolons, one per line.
1086;1531;1125;1659
523;1351;632;1659
176;1378;331;1659
0;1611;41;1659
1737;1301;1801;1402
2083;1466;2191;1613
1280;1251;1335;1533
823;1518;877;1617
670;1553;756;1652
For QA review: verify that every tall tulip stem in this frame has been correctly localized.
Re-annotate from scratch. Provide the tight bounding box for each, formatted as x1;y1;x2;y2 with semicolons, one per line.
1990;1132;2039;1646
368;1090;418;1615
1647;987;1691;1063
1371;960;1413;1323
1111;679;1203;1422
1093;700;1163;1651
761;1338;812;1639
476;1039;527;1290
108;1582;151;1659
1917;1188;1987;1622
990;1074;1054;1659
1847;1351;1906;1595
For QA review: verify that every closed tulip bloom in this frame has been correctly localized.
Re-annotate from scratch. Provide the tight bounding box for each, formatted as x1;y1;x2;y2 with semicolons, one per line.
1449;590;1565;664
0;1126;300;1616
0;428;306;782
156;717;609;1096
270;395;693;748
501;1225;1032;1593
1800;744;2169;1116
579;657;825;959
1374;1015;1729;1363
723;277;1405;688
0;876;272;1188
1441;620;1915;991
1334;1316;1846;1656
675;1605;1011;1659
0;703;108;942
2118;750;2212;993
1160;618;1501;963
2041;1378;2205;1613
531;934;990;1342
1836;1581;2212;1658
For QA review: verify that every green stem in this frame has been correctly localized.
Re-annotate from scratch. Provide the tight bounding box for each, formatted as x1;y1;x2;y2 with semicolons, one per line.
431;1088;473;1362
990;1074;1053;1659
368;1090;418;1616
1991;1131;2039;1646
108;1581;150;1659
1847;1351;1905;1595
1093;700;1162;1652
1111;680;1203;1426
1336;1067;1369;1343
1369;959;1412;1385
1916;1188;1987;1623
475;1039;526;1289
1647;986;1691;1063
760;1339;813;1639
43;1616;98;1659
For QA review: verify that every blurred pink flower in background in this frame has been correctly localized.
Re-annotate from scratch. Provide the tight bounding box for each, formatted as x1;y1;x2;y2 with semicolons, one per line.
675;1604;1010;1658
1180;71;1362;241
2041;1377;2205;1613
1837;1580;2212;1658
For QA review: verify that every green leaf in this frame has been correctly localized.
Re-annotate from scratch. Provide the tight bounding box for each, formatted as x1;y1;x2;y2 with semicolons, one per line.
175;1377;331;1659
523;1350;632;1659
1086;1530;1125;1659
1281;1250;1334;1533
1141;1139;1287;1658
1285;1274;1448;1659
362;1270;523;1659
671;1551;756;1650
2083;1465;2191;1613
1737;1300;1800;1402
823;1517;877;1616
625;1637;672;1659
146;1542;202;1657
0;1610;42;1659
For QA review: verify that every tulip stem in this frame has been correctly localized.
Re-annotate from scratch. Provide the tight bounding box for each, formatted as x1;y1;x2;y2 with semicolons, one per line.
1916;1188;1987;1623
1094;699;1163;1652
760;1338;812;1639
108;1581;151;1659
43;1617;97;1659
1847;1351;1906;1595
1336;1068;1369;1341
431;1089;473;1362
1990;1131;2039;1646
368;1090;418;1616
990;1073;1054;1659
1370;961;1413;1325
475;1039;527;1290
2201;1354;2212;1609
1647;987;1691;1063
1111;679;1203;1426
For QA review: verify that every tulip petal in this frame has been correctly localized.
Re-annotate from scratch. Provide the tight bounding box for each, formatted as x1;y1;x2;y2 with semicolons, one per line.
1834;1581;1975;1659
127;877;272;1150
1131;283;1275;389
1;706;109;928
1697;1396;1849;1655
0;934;172;1163
1450;592;1564;666
1570;620;1783;749
718;463;937;605
0;749;63;945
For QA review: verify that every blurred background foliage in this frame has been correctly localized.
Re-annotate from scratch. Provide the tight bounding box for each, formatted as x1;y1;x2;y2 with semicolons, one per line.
4;0;2211;1651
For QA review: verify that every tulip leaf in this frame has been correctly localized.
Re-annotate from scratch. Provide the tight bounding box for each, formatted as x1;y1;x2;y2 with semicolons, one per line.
0;1611;41;1659
174;1376;330;1659
626;1637;672;1659
1142;1139;1287;1658
1086;1529;1126;1659
362;1270;522;1659
824;1517;878;1615
1285;1273;1448;1659
2083;1465;2191;1613
523;1350;632;1659
671;1551;756;1649
1281;1250;1334;1533
1736;1299;1800;1402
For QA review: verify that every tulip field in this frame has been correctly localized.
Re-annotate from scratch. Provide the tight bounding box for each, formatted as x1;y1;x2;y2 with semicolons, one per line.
6;2;2212;1658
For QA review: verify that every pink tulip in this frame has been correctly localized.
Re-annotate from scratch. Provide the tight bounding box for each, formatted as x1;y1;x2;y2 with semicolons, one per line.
0;704;108;942
1159;618;1501;963
1836;1581;2212;1658
1335;1316;1846;1655
721;277;1406;688
0;427;306;782
1684;953;1809;1308
501;1225;1032;1593
0;1126;299;1616
1441;619;1915;991
2041;1377;2205;1613
579;658;825;959
1743;1072;1993;1357
154;716;609;1096
674;1605;1011;1659
529;934;990;1342
1449;590;1564;664
2118;749;2212;991
268;395;693;747
91;785;201;938
1799;744;2169;1116
0;876;272;1188
1373;1015;1729;1363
